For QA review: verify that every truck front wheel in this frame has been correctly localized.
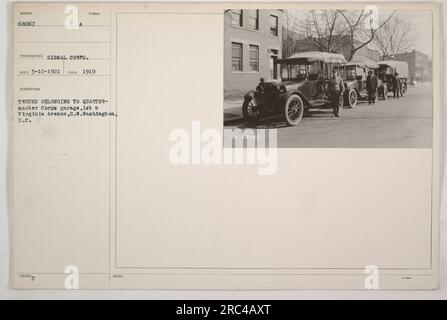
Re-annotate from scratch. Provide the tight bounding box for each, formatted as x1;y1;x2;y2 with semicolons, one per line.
347;89;358;108
284;95;304;126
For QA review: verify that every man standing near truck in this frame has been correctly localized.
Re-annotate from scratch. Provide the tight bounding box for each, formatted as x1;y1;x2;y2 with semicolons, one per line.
392;73;401;99
366;70;378;105
328;69;345;117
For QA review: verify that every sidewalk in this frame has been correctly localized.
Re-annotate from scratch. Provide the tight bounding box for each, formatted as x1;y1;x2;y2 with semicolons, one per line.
223;98;244;125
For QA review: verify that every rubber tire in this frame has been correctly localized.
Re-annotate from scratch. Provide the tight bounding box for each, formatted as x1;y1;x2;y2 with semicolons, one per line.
347;89;358;108
242;98;262;123
284;95;304;126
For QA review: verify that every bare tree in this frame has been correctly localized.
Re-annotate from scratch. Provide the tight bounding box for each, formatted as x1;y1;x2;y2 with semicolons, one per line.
297;10;348;53
338;9;395;61
282;9;397;60
374;14;416;60
282;10;302;57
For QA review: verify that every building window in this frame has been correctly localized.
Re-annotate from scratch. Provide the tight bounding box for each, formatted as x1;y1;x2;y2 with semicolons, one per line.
231;9;243;27
249;45;259;71
249;10;259;30
367;50;378;61
270;15;278;37
270;49;279;79
232;42;243;71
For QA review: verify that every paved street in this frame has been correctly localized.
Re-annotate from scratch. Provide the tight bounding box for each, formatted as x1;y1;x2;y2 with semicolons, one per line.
224;84;433;148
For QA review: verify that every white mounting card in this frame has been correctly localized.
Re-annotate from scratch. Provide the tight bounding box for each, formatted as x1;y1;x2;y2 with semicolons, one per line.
10;1;440;289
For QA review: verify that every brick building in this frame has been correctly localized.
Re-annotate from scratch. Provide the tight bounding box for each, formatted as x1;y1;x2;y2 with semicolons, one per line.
341;40;380;62
224;9;283;97
282;32;380;62
395;50;431;82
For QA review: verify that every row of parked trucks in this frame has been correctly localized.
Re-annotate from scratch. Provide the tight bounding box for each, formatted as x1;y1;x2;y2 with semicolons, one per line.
242;51;410;126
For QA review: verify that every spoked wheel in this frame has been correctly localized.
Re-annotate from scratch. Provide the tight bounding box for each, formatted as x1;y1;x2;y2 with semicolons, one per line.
284;95;304;126
348;89;358;108
242;98;263;123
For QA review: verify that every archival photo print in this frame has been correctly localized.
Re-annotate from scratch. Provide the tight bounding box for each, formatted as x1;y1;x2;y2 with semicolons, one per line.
223;8;433;148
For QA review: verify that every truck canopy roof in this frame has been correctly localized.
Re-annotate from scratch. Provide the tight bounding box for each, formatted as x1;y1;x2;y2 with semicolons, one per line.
378;60;409;78
277;51;347;64
345;59;379;69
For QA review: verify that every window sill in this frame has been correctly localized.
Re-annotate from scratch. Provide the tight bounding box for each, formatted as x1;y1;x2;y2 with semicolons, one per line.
232;71;260;74
231;25;261;33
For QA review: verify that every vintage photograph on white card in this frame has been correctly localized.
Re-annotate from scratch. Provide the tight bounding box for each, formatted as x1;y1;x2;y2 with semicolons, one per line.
9;2;440;290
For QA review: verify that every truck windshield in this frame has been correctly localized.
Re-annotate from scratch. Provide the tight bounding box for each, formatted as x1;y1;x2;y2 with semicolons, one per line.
280;61;322;81
280;63;307;81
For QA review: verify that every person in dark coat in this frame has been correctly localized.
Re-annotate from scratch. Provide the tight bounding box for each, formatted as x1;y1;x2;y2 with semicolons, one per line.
256;77;266;94
392;73;400;99
366;70;378;105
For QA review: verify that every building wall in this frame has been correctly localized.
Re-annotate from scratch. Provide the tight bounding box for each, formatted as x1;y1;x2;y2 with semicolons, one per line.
352;47;380;62
415;51;431;80
349;46;367;61
395;51;416;80
224;9;283;98
339;39;380;62
395;50;431;81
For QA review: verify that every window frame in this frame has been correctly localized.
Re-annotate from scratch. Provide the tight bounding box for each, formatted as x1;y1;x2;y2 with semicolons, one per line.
270;15;279;37
231;42;243;72
231;9;243;27
248;44;259;72
248;10;259;30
